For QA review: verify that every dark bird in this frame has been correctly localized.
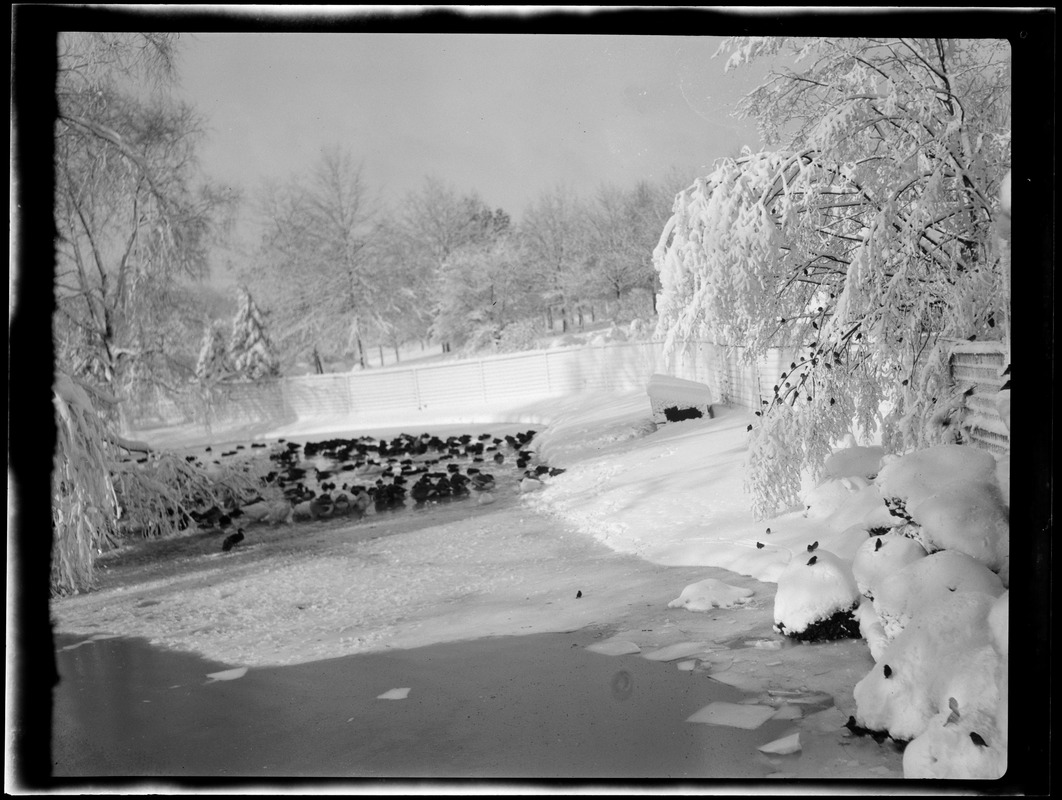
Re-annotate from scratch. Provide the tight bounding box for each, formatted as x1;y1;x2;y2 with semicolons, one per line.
945;697;960;726
883;664;892;678
493;452;505;464
756;542;765;549
222;529;245;552
874;538;884;552
765;527;771;535
576;591;582;598
807;555;818;566
807;541;819;552
970;732;988;748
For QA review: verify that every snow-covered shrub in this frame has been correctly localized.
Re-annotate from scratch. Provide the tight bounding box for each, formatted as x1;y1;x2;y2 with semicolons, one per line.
871;551;1005;641
911;481;1009;579
229;287;280;380
496;319;542;353
801;475;869;519
824;443;885;481
851;533;928;600
853;591;998;742
773;549;862;641
876;445;998;512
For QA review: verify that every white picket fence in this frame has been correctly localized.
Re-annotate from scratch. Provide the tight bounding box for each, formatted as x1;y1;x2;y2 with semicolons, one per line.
128;340;798;432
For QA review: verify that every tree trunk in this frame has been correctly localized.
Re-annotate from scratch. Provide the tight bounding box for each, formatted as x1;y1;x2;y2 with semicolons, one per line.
312;347;324;375
357;335;366;369
378;344;384;366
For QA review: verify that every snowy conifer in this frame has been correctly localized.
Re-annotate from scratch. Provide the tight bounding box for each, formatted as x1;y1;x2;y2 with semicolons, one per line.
195;320;233;383
228;288;280;380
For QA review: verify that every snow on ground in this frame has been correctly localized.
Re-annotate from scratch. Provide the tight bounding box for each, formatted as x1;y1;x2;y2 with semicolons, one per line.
55;387;1009;779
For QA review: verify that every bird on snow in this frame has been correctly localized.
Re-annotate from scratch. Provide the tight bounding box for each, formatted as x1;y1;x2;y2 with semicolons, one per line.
807;541;819;552
756;542;765;549
222;529;245;552
807;555;818;566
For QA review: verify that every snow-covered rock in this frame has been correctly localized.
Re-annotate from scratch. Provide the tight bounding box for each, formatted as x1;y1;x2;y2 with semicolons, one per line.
853;591;998;742
871;550;1005;640
773;549;861;640
876;445;998;511
667;578;754;611
911;481;1009;579
851;533;928;600
801;475;869;519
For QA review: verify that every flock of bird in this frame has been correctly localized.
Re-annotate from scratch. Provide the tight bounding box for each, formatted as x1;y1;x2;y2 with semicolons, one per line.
177;429;565;552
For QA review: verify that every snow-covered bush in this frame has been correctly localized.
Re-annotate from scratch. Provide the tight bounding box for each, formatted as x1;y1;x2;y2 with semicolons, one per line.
773;549;862;641
851;533;928;600
496;319;542;353
875;444;998;513
853;590;999;742
911;481;1009;579
824;444;884;481
871;551;1005;641
901;590;1009;779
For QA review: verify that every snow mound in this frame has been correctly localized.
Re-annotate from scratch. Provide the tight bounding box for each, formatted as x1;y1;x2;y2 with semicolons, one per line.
994;454;1010;508
911;481;1009;579
824;445;885;481
851;533;928;600
773;549;861;639
871;550;1005;640
853;591;998;741
801;475;870;519
667;578;754;611
876;445;997;510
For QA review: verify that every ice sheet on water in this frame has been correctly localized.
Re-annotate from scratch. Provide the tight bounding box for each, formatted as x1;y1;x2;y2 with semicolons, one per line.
758;731;802;754
377;688;411;700
705;668;763;692
771;704;803;720
686;701;776;729
641;641;712;661
205;666;248;683
585;639;642;656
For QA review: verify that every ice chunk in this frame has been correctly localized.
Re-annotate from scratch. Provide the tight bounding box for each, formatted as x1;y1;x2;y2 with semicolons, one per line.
686;701;776;729
377;688;411;700
667;578;753;611
642;641;712;662
758;731;802;754
770;705;803;721
585;639;642;656
205;667;248;683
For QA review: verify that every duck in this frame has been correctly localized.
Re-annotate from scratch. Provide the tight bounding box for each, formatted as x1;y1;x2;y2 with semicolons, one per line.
332;493;351;516
221;528;245;552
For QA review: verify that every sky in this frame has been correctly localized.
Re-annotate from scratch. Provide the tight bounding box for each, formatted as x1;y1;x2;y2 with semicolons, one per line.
173;32;769;232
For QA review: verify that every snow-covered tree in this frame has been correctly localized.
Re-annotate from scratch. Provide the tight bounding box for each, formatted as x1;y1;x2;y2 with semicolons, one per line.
654;37;1011;517
194;320;232;382
53;32;239;423
251;147;387;370
229;287;280;380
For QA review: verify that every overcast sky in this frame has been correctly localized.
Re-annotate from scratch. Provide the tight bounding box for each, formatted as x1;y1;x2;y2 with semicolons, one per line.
174;32;769;230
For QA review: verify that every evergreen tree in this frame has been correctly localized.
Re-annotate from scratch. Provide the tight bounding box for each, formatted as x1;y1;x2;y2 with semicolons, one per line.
195;320;232;382
229;288;280;380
